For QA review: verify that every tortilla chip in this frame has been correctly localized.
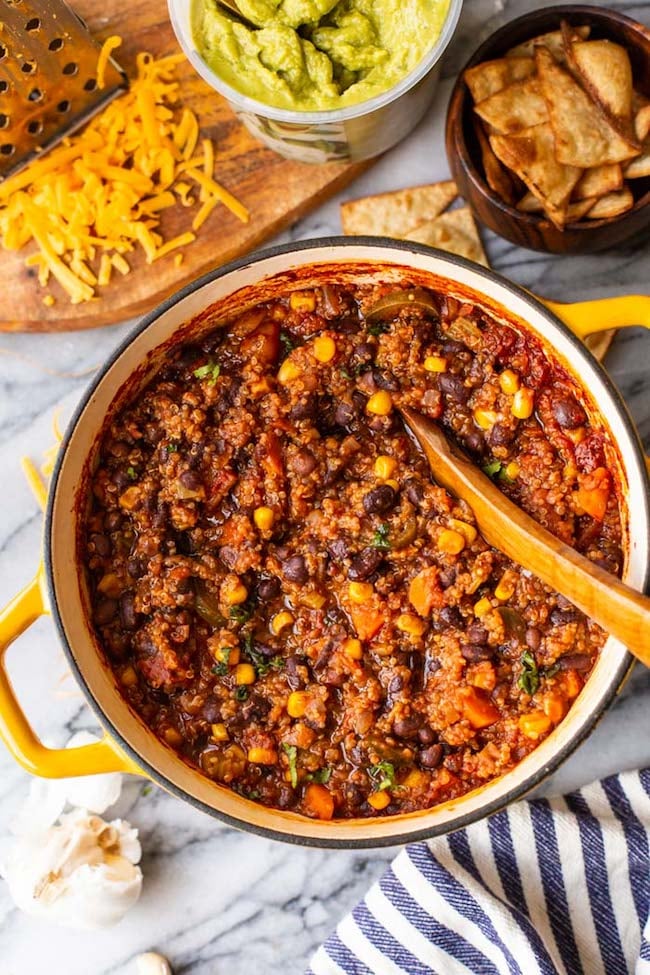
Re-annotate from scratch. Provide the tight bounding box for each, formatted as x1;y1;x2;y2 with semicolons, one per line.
516;191;544;213
634;102;650;143
340;182;458;238
624;145;650;178
403;208;488;267
566;39;634;129
536;48;639;167
475;122;517;204
573;164;623;200
507;25;589;63
566;198;598;222
464;57;534;104
474;78;548;134
489;123;581;220
585;187;634;219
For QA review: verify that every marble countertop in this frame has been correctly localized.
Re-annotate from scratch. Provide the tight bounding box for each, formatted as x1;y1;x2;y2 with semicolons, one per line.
1;0;649;971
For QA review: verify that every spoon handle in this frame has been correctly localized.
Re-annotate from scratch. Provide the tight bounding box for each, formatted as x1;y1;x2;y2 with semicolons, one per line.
402;408;650;666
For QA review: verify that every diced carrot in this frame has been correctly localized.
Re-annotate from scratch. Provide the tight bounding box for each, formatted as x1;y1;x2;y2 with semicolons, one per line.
303;783;334;820
408;566;444;617
350;604;385;641
241;320;280;366
459;686;499;729
542;693;568;725
563;670;583;700
576;467;610;521
260;431;284;477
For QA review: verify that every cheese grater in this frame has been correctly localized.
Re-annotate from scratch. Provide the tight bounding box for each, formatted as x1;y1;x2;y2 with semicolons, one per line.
0;0;128;181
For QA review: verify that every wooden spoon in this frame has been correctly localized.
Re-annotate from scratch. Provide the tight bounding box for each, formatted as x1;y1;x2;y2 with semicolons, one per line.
400;407;650;665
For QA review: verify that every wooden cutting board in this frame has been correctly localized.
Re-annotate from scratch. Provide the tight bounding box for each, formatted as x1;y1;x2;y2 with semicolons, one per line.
1;0;370;333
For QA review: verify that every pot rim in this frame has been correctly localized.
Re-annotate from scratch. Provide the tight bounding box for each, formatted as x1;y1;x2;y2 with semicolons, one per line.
45;237;646;847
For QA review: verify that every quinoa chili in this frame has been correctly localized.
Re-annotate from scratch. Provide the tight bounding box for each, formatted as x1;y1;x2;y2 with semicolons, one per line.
82;281;623;820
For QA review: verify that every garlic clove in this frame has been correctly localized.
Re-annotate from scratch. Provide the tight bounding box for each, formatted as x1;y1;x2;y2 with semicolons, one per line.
136;952;173;975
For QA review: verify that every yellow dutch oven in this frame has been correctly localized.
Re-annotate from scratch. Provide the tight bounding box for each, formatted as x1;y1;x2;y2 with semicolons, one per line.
1;239;649;847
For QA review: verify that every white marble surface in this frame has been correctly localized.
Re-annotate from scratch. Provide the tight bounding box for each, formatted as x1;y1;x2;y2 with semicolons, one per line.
1;0;650;971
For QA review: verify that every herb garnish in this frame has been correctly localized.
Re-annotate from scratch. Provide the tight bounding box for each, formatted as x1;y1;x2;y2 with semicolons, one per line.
165;441;179;454
193;360;221;385
126;466;137;480
282;742;298;788
234;686;249;701
307;768;331;785
211;662;229;677
229;603;254;624
368;760;396;791
367;322;390;337
339;367;353;380
280;332;295;357
482;460;502;477
518;650;540;696
371;524;391;550
243;633;284;677
543;662;561;679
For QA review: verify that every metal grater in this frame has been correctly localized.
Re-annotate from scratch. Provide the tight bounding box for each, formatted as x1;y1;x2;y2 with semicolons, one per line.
0;0;128;181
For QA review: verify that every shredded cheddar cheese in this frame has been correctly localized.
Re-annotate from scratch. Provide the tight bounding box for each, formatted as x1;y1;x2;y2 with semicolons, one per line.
0;43;249;305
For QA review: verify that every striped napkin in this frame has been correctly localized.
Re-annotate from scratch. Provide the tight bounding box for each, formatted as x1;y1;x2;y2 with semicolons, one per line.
308;769;650;975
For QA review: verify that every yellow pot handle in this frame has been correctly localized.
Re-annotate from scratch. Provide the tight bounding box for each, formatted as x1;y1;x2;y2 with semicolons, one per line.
543;295;650;340
0;565;143;778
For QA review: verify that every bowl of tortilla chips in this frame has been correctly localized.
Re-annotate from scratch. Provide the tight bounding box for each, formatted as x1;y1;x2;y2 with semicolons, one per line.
445;4;650;253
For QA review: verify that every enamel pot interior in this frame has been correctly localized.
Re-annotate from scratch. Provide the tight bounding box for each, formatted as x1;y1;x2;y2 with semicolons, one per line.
47;239;649;847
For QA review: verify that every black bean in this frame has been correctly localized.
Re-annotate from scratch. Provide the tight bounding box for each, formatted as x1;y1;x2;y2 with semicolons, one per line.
441;339;466;354
525;626;542;651
438;373;469;404
352;390;368;414
550;607;582;625
283;555;308;584
179;469;202;491
257;576;281;601
290;393;317;420
552;394;586;430
363;484;397;515
94;598;117;625
418;725;437;746
404;478;424;505
431;605;462;630
372;369;399;391
113;470;130;491
438;567;457;590
343;783;364;807
557;652;592;672
127;557;145;579
488;423;517;448
105;511;122;532
292;447;317;476
119;592;137;630
334;401;355;428
388;674;405;694
219;545;238;569
466;622;489;644
327;538;350;562
90;533;110;557
274;544;291;561
337;316;361;334
464;431;486;456
285;654;305;690
461;642;493;662
348;547;384;581
419;744;444;769
393;715;422;739
200;697;221;723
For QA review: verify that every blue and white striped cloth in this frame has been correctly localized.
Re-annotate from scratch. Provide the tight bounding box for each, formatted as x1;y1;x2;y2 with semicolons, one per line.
308;769;650;975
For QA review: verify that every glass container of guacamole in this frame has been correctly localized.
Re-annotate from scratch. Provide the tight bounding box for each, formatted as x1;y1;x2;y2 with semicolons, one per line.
168;0;462;162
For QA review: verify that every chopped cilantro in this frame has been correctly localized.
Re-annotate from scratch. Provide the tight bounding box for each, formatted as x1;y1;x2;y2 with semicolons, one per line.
498;468;515;486
339;367;353;380
165;441;179;453
229;603;253;624
126;466;137;480
193;360;221;385
482;460;502;477
368;760;396;791
247;789;261;800
543;662;561;679
234;686;249;701
367;322;390;337
280;332;296;357
308;767;331;785
371;523;391;550
211;662;229;677
518;650;539;696
282;742;298;788
243;634;284;677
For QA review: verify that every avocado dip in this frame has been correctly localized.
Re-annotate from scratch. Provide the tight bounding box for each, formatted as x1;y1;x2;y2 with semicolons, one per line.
191;0;451;112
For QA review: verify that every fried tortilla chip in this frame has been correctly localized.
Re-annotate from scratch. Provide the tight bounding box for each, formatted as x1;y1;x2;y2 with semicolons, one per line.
476;123;517;205
624;145;650;178
464;57;535;103
566;198;598;222
586;187;634;219
565;38;634;130
403;208;488;267
634;98;650;142
516;191;544;213
474;77;548;134
340;183;458;238
507;25;589;63
536;48;639;167
489;123;581;223
573;164;623;200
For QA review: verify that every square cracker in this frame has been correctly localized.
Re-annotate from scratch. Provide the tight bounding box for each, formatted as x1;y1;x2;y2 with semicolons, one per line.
340;182;458;238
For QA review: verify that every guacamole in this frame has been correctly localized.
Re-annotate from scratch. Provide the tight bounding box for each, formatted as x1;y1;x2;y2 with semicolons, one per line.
192;0;451;112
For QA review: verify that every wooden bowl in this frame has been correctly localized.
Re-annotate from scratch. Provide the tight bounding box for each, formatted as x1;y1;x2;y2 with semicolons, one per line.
445;4;650;254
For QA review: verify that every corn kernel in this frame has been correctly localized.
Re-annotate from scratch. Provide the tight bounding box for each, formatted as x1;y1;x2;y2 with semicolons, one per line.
512;387;535;419
290;290;316;312
163;727;184;747
374;455;397;480
118;486;140;510
494;570;517;602
250;377;272;397
542;694;567;725
270;611;294;635
213;644;240;666
287;690;309;718
565;426;586;445
396;613;427;637
474;408;499;430
221;577;248;606
505;461;520;480
97;572;122;598
518;711;552;740
499;369;520;394
277;358;302;384
235;663;256;685
120;665;138;687
368;791;391;810
474;596;492;618
253;506;275;531
313;335;336;363
211;722;229;741
438;529;466;555
342;637;363;659
403;769;427;789
247;746;278;764
372;643;394;657
424;355;447;373
301;591;326;610
366;390;393;416
449;518;477;544
349;581;373;604
384;479;400;492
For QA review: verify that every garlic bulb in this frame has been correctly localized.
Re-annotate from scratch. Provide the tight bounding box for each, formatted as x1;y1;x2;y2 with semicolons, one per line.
136;953;172;975
1;808;142;929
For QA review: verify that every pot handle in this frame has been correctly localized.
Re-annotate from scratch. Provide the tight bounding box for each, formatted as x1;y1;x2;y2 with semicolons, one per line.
543;295;650;340
0;565;143;778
